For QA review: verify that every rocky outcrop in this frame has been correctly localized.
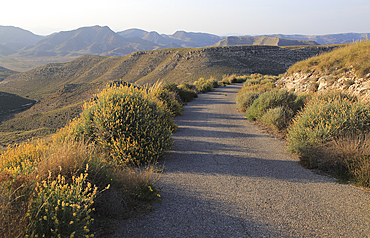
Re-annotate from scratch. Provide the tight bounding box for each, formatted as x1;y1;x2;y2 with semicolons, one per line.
277;68;370;100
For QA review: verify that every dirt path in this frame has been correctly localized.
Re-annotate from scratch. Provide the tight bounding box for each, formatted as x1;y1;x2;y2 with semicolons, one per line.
113;84;370;237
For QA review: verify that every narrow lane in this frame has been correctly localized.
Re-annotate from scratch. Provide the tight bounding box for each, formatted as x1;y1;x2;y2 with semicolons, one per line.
113;84;370;237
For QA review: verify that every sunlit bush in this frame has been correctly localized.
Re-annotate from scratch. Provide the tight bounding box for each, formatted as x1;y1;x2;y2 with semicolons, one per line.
194;78;214;93
287;92;370;163
78;85;174;165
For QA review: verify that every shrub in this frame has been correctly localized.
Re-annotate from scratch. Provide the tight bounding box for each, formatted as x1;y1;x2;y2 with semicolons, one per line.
0;140;48;177
245;89;297;121
194;78;214;93
260;106;294;131
208;78;220;88
236;91;260;112
0;140;106;238
26;167;105;238
177;83;198;103
345;155;370;187
77;85;174;165
151;86;183;117
287;92;370;161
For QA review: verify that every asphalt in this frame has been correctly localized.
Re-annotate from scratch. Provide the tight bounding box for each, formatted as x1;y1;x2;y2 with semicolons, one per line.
112;84;370;237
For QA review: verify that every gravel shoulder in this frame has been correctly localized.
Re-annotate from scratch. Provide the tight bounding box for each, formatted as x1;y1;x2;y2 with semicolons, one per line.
113;84;370;237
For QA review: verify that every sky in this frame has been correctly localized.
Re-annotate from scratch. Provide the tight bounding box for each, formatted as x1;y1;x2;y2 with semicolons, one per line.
1;0;370;36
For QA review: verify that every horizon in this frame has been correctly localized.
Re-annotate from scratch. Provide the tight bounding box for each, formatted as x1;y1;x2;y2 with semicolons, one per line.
1;24;370;38
1;0;370;36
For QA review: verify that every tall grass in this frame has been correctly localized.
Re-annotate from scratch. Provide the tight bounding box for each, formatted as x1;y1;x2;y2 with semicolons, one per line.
287;41;370;78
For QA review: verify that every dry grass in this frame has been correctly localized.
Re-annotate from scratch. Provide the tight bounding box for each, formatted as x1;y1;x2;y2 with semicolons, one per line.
308;133;370;169
287;41;370;78
303;133;370;187
0;185;29;238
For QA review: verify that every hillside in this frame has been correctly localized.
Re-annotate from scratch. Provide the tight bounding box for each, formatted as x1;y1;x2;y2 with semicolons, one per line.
277;41;370;100
0;45;337;100
0;91;36;121
0;45;338;145
214;36;318;47
0;66;17;81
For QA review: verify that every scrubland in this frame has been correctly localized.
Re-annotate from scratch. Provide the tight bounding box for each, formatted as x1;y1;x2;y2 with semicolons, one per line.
0;81;200;237
2;40;370;236
237;41;370;190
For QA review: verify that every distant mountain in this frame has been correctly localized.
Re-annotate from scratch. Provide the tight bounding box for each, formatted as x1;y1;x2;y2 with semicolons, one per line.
16;26;160;57
117;28;148;38
0;26;45;51
264;33;370;45
170;31;224;47
118;29;224;48
213;36;319;47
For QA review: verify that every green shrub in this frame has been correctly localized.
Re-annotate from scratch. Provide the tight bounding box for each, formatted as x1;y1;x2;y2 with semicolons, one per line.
236;91;260;112
152;87;183;117
177;83;198;103
245;89;297;121
162;83;179;93
208;78;220;88
287;92;370;160
234;75;248;83
194;78;214;93
260;106;294;131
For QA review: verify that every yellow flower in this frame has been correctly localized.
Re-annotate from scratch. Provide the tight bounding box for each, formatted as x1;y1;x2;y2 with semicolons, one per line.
69;221;74;225
43;216;47;220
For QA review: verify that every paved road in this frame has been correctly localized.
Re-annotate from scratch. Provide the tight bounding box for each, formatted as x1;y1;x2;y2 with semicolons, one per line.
113;84;370;237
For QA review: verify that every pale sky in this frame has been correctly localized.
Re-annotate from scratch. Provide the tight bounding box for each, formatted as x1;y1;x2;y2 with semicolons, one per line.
2;0;370;36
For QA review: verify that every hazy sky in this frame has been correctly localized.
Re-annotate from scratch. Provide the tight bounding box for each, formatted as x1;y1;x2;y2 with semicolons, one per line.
2;0;370;36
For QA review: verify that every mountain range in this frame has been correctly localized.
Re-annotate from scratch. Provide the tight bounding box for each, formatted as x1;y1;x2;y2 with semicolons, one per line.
1;25;369;60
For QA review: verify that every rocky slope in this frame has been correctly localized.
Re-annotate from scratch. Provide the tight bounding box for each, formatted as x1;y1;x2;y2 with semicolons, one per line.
277;41;370;100
277;68;370;100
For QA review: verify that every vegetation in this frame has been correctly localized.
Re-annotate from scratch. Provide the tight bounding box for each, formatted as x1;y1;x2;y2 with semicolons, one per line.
0;75;227;236
287;41;370;78
235;74;304;131
237;43;370;189
0;82;182;237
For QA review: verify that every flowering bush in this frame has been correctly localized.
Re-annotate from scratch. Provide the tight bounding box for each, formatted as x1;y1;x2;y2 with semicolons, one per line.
78;85;174;165
26;166;106;238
